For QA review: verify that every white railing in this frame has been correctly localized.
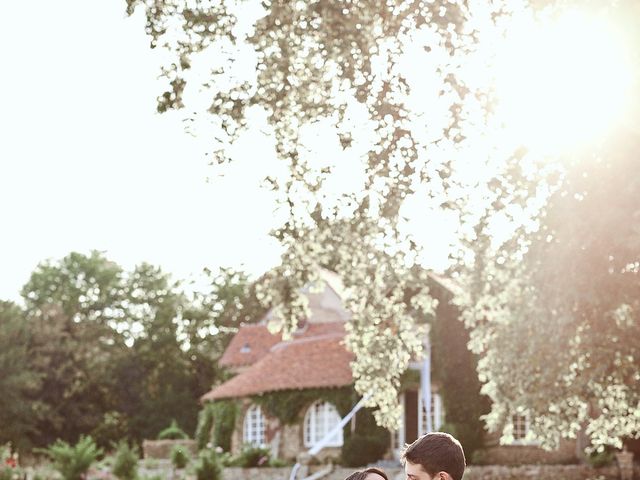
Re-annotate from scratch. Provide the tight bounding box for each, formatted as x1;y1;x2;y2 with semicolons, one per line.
289;394;371;480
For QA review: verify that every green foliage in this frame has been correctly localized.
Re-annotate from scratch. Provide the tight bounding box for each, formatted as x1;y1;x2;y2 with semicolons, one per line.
341;434;388;467
195;449;223;480
232;446;270;468
267;457;290;467
125;0;475;429
0;443;22;480
0;302;42;450
341;407;390;467
587;448;615;468
112;441;139;480
252;387;354;425
91;412;130;450
126;0;640;440
20;251;127;448
170;445;189;469
2;251;257;450
460;117;640;449
44;436;103;480
159;420;189;440
196;404;215;450
209;401;238;452
430;279;490;458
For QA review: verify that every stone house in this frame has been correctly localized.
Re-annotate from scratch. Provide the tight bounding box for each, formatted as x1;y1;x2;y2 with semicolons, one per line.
201;270;579;465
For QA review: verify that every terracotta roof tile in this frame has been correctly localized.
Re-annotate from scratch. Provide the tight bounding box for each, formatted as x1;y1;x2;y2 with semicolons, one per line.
219;324;282;367
219;322;346;368
202;325;353;400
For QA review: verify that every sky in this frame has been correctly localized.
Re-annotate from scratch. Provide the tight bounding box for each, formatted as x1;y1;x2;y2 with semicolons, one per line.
3;1;634;303
0;0;470;303
0;1;286;301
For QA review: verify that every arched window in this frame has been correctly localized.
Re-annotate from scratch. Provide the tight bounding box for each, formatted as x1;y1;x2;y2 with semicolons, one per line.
304;401;343;447
243;404;266;446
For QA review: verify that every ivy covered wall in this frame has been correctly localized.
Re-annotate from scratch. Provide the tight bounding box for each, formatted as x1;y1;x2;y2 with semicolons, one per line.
429;278;490;459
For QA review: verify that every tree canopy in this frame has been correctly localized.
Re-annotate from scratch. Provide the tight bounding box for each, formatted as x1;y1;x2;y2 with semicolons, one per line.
127;0;640;449
1;251;257;449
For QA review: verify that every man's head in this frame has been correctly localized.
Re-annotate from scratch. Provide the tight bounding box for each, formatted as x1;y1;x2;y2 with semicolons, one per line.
401;432;466;480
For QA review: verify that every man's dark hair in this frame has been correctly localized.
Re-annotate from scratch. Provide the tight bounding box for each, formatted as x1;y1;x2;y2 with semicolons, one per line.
343;467;389;480
401;432;466;480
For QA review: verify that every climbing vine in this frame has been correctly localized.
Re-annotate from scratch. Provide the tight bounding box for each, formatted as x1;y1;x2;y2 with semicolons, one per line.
198;400;238;452
251;387;354;425
430;279;489;459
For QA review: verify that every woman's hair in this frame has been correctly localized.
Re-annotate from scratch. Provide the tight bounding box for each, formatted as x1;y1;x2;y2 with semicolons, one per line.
343;467;389;480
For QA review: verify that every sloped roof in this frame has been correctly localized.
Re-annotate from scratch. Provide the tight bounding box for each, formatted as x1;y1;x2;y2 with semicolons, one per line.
220;321;346;368
202;322;353;401
219;324;282;368
204;270;460;401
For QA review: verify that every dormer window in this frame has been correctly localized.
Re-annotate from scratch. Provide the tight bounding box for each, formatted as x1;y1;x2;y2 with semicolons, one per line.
293;320;308;336
240;343;251;353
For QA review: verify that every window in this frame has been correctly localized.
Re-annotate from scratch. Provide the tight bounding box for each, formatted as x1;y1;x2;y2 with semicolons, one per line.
418;391;444;435
243;404;266;446
506;412;539;445
512;413;528;441
304;401;343;447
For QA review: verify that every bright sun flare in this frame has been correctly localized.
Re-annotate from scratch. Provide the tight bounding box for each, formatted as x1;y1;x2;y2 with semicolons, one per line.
494;8;634;154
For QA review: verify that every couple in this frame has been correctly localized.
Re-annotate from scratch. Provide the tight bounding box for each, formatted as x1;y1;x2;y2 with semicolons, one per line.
344;432;465;480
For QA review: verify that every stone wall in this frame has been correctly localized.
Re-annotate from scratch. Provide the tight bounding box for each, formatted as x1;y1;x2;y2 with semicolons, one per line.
475;436;578;465
141;439;197;459
280;423;303;460
222;467;290;480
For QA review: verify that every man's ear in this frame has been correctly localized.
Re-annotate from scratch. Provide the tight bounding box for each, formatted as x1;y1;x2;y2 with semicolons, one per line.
437;472;453;480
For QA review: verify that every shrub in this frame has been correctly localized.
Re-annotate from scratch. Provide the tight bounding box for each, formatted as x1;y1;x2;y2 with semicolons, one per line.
91;411;130;449
0;444;19;480
196;405;215;450
195;449;223;480
268;457;290;467
218;452;234;467
341;406;390;467
44;436;103;480
587;447;615;468
234;445;270;467
112;441;139;480
171;445;189;469
341;434;388;467
210;401;238;452
159;420;189;440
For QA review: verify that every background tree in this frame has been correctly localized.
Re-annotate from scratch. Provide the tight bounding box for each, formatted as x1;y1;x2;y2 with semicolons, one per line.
127;0;640;450
460;125;640;450
8;251;256;448
21;251;127;446
125;0;520;428
0;301;42;450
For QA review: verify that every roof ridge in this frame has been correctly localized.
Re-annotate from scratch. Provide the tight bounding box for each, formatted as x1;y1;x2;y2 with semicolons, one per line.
270;331;345;352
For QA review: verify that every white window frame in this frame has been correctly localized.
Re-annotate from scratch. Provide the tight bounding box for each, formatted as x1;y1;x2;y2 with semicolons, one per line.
303;400;343;448
506;412;540;446
243;404;266;447
418;390;444;435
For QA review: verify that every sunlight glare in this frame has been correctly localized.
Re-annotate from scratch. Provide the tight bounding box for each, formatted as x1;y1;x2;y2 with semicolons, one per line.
494;9;634;154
